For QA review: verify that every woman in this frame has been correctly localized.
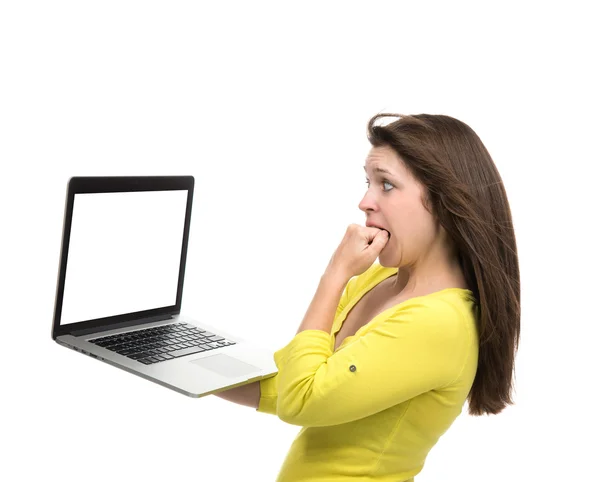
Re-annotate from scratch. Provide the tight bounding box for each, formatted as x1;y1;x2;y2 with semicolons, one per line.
215;113;520;481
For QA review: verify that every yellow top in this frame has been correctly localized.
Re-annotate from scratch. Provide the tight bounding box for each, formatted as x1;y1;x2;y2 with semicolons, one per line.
256;262;480;482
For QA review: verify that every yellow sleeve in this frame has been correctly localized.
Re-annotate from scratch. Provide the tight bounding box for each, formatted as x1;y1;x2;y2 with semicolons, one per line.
272;298;469;427
256;371;278;414
256;274;359;415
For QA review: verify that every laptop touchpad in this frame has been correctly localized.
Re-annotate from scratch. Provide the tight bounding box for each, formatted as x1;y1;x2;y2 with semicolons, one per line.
189;354;260;378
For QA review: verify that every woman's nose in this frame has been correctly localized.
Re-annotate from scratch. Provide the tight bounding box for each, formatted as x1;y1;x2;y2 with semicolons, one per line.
358;191;377;212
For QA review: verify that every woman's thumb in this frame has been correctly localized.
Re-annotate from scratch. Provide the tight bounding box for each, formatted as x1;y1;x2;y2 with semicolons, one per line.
373;230;389;246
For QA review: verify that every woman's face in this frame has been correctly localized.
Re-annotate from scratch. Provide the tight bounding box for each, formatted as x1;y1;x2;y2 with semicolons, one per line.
359;145;439;267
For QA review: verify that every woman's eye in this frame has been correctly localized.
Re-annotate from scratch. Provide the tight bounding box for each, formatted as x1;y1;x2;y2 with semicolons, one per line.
365;179;394;192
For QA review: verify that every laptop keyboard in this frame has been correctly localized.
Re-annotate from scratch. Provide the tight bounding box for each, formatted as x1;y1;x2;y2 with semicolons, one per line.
88;323;236;365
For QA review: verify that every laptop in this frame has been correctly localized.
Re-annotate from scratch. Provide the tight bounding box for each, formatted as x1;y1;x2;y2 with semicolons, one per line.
52;176;277;397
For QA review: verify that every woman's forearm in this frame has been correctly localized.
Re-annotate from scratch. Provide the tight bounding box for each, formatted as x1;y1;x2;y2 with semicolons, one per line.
213;380;261;408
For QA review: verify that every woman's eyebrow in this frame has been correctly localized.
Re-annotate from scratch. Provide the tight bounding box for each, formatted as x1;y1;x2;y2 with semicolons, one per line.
363;166;393;175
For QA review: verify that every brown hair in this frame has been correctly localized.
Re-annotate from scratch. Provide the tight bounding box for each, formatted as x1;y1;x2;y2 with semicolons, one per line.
366;113;520;416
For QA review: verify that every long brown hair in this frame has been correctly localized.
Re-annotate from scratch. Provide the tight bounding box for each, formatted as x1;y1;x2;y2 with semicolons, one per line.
366;113;520;416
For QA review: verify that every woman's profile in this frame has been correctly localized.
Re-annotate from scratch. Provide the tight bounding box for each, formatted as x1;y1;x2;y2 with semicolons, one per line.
215;113;521;482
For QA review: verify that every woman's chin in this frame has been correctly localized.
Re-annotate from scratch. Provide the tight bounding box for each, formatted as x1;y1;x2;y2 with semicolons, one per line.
378;245;396;264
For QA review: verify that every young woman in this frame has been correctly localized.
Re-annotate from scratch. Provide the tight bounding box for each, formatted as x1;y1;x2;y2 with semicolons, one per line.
215;113;520;482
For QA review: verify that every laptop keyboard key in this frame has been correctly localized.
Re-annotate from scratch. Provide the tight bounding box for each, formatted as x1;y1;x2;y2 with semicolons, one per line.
119;348;138;355
167;346;206;358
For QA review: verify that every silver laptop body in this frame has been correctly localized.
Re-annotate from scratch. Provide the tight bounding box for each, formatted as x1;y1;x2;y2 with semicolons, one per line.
52;176;277;397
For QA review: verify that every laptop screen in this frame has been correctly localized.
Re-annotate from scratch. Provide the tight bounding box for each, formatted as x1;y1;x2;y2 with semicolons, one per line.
60;189;188;325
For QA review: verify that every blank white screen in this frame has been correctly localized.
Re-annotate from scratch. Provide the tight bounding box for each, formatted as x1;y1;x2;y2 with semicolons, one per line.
61;189;188;325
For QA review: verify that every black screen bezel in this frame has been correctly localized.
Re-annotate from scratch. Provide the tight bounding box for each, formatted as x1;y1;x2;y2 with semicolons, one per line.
51;175;194;340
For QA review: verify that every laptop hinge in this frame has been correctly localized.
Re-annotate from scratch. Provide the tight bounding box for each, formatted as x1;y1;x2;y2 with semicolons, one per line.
70;314;174;337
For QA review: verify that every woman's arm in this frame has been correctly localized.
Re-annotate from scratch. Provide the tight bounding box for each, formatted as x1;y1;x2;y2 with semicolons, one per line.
213;272;357;412
213;380;261;408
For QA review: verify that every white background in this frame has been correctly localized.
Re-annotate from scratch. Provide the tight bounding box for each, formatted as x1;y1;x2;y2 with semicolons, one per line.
1;1;598;481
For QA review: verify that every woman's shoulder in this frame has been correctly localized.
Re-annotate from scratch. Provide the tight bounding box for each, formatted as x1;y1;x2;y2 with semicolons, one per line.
389;289;479;346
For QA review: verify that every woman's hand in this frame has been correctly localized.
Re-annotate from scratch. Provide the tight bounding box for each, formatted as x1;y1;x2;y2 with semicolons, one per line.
325;224;390;281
